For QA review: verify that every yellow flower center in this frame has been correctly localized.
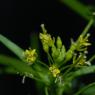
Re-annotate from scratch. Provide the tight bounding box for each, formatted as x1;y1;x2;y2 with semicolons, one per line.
49;65;60;77
23;49;37;64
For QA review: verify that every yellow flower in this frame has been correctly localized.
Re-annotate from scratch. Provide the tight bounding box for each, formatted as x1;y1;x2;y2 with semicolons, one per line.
73;52;91;66
23;48;37;64
39;24;54;52
77;56;86;65
49;65;60;77
77;33;91;51
39;33;53;46
79;34;91;46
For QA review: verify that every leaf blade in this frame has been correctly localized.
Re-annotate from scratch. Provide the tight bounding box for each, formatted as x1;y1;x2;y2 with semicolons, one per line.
0;34;24;59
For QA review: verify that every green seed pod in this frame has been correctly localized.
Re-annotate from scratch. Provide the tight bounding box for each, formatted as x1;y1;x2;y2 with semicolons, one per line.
55;45;66;63
60;45;66;60
51;45;59;59
65;43;76;62
43;43;49;53
65;49;73;62
57;36;62;49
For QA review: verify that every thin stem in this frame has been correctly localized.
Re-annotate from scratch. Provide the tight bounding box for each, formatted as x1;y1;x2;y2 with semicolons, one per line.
45;87;49;95
63;64;75;77
36;60;49;68
81;18;94;37
74;82;95;95
88;55;95;62
47;53;54;64
76;18;94;43
63;56;80;77
60;64;72;71
48;56;51;65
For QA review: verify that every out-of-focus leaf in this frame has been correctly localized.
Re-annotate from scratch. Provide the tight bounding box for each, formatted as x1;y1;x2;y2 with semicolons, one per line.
0;54;37;78
61;0;94;22
70;66;95;79
0;54;51;85
83;85;95;95
0;66;17;74
0;34;24;59
74;82;95;95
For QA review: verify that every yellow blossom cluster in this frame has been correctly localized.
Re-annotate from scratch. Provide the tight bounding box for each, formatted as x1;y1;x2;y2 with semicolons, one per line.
39;33;53;46
23;49;37;64
39;24;54;52
76;33;91;51
49;65;60;77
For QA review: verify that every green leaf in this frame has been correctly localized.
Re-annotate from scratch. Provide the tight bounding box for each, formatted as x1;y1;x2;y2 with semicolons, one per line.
71;66;95;79
62;0;93;21
0;54;35;74
83;85;95;95
0;54;51;85
74;82;95;95
0;34;24;59
0;66;17;74
0;54;42;82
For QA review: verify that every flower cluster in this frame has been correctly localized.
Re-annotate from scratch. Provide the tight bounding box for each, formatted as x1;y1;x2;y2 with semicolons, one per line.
49;65;60;77
39;23;92;77
65;33;91;63
39;24;54;52
73;52;91;66
23;21;92;79
76;33;91;51
51;36;66;63
71;33;91;66
23;48;37;64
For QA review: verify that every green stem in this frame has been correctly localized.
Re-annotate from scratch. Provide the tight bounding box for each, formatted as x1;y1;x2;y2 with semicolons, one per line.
60;64;72;71
36;60;49;68
74;82;95;95
76;18;94;44
48;56;51;65
88;55;95;62
47;53;54;64
81;18;94;37
63;63;77;77
63;57;79;77
45;87;49;95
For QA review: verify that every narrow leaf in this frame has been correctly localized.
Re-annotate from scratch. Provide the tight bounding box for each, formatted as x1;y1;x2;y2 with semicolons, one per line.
74;82;95;95
0;34;24;59
0;54;51;84
72;66;95;78
0;54;35;77
62;0;92;21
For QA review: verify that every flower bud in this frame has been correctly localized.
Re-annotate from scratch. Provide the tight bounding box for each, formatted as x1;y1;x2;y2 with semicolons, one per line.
55;45;66;63
43;44;49;53
51;45;59;59
57;36;62;49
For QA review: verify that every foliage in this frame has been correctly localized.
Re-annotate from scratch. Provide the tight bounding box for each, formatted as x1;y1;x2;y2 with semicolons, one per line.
61;0;95;23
